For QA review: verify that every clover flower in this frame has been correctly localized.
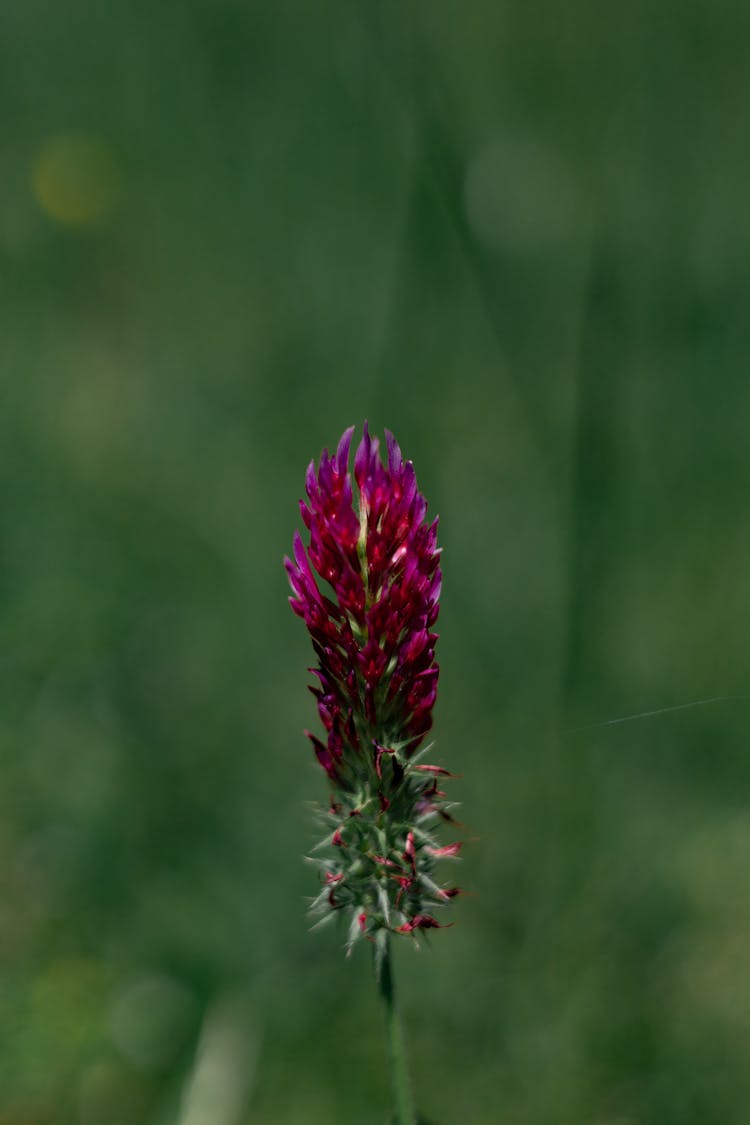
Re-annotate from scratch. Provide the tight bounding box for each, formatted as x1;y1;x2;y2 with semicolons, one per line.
285;424;461;952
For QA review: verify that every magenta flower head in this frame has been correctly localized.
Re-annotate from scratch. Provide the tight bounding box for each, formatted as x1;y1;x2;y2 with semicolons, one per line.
285;423;461;954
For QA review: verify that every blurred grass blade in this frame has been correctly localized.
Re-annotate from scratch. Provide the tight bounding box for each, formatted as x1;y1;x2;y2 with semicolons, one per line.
178;994;259;1125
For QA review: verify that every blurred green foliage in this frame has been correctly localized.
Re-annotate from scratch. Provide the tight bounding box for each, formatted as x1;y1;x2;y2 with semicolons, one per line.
2;0;750;1121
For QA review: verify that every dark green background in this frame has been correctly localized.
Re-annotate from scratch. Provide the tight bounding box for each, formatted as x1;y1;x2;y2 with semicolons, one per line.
2;2;750;1122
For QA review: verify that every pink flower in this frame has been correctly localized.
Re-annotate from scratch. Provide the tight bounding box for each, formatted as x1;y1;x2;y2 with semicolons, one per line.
286;425;460;946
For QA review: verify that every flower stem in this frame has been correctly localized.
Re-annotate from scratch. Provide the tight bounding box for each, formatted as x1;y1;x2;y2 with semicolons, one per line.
377;937;417;1125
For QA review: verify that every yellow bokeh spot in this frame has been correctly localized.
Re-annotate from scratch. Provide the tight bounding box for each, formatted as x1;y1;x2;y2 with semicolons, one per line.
32;130;119;226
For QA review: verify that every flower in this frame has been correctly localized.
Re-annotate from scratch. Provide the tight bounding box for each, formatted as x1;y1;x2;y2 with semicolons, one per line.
286;424;461;948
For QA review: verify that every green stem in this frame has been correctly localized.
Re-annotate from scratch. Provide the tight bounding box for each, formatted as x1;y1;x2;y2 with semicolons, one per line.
377;937;417;1125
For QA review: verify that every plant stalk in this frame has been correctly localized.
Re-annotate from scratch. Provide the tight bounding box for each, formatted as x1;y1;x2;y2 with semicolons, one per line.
378;937;417;1125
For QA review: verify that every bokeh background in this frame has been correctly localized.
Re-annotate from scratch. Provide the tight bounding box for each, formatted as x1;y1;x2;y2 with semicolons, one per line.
3;1;750;1122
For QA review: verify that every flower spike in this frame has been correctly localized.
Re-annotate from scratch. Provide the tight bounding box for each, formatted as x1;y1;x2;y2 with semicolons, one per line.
286;424;460;947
